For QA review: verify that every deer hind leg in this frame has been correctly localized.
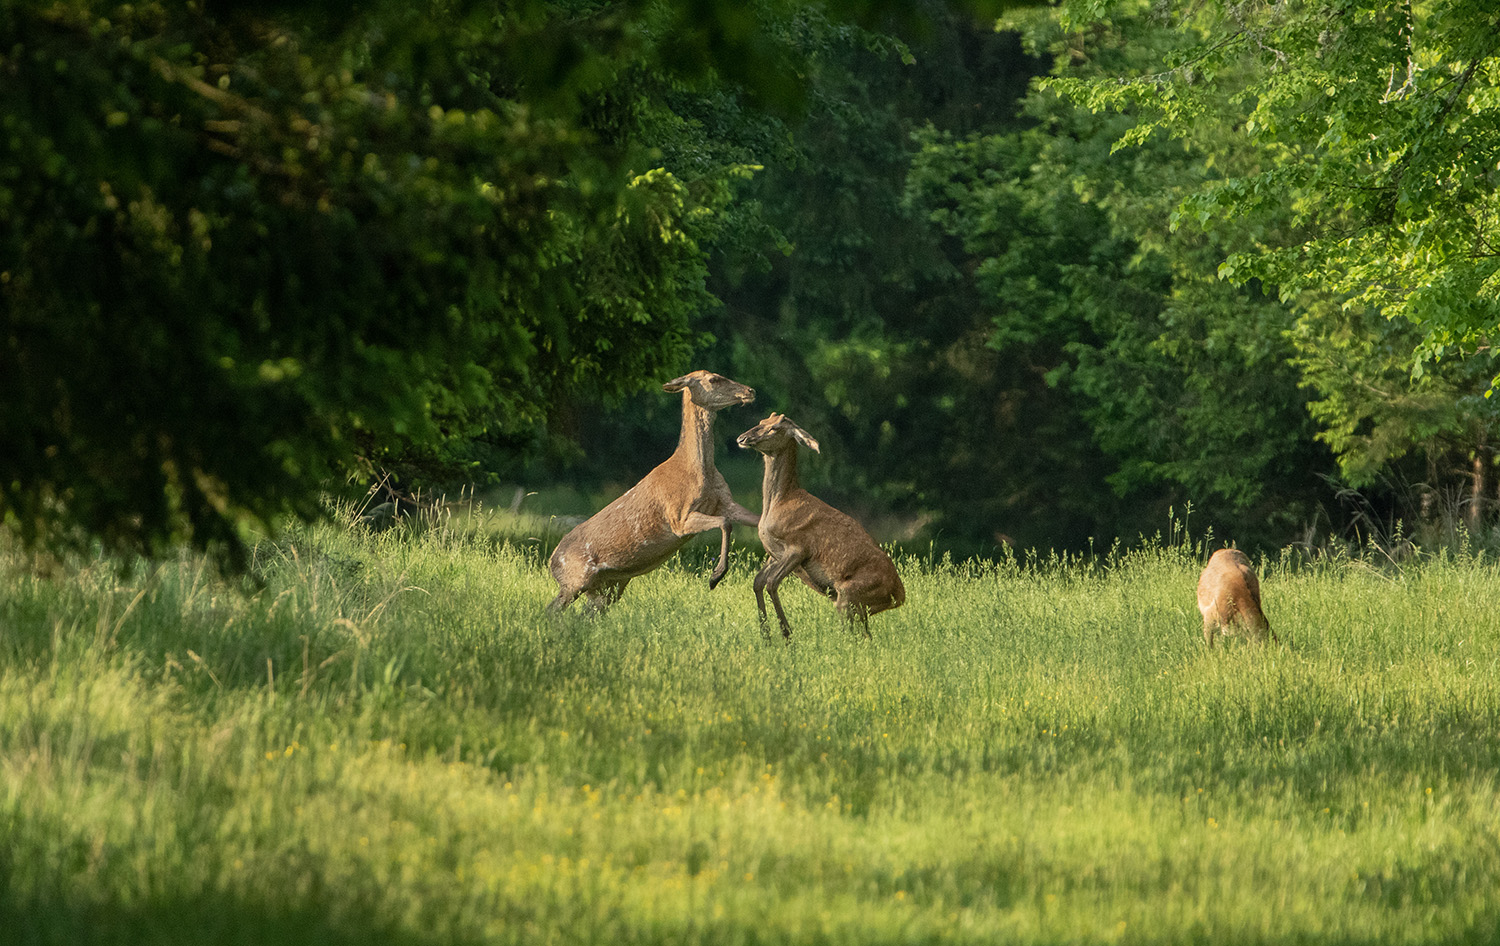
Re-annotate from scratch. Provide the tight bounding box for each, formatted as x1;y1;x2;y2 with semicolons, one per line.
838;599;873;639
1246;616;1278;645
752;569;772;635
766;582;794;640
582;578;630;614
547;587;582;613
754;555;803;641
547;553;585;613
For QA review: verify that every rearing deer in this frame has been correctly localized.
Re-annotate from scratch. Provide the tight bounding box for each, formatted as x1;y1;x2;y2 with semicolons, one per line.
547;370;760;612
1196;548;1279;647
736;413;905;639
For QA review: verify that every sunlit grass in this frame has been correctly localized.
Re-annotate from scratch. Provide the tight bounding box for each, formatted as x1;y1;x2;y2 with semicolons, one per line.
3;516;1500;944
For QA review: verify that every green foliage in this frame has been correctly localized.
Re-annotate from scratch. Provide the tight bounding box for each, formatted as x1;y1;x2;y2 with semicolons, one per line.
7;518;1500;942
889;8;1335;547
1027;0;1500;530
1046;0;1500;362
695;7;1066;551
1292;297;1500;489
19;0;1500;565
0;0;1047;565
482;0;1494;551
0;0;771;565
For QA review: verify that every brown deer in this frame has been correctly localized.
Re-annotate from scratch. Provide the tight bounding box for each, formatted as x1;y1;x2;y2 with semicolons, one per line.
1196;548;1278;646
736;413;905;639
547;371;759;612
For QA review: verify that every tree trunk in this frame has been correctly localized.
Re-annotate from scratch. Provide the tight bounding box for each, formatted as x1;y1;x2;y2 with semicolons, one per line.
1470;442;1491;532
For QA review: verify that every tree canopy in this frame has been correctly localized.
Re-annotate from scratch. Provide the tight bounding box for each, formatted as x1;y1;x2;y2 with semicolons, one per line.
1046;0;1500;365
0;0;832;562
1033;0;1500;532
6;0;1499;562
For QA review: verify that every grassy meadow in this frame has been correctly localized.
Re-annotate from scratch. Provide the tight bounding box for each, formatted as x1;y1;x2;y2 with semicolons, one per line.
3;511;1500;945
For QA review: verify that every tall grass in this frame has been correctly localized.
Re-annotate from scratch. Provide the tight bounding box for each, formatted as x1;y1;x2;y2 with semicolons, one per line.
2;514;1499;944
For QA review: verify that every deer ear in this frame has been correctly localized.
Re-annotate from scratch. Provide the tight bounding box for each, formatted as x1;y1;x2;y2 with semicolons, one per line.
663;375;691;393
794;427;821;453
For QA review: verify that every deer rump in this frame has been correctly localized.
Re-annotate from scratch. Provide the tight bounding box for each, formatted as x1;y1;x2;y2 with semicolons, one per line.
1196;549;1277;646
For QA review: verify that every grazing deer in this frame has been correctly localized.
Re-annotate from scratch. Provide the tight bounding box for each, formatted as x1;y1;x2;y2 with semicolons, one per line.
1196;548;1278;646
736;413;905;639
547;370;760;612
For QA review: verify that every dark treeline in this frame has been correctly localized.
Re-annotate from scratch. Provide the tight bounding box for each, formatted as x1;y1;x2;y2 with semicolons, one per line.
545;2;1500;556
4;0;1498;563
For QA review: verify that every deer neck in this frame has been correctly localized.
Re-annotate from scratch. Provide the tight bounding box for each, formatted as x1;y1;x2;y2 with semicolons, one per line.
761;446;800;510
673;393;717;478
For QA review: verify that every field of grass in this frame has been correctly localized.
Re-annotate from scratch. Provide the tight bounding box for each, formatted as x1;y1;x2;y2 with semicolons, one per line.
3;512;1500;945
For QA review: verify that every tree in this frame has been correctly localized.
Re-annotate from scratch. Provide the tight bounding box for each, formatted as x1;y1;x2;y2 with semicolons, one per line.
856;5;1337;550
0;0;749;563
2;0;1032;563
697;5;1066;552
1045;0;1500;365
1291;298;1500;529
1038;0;1500;533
